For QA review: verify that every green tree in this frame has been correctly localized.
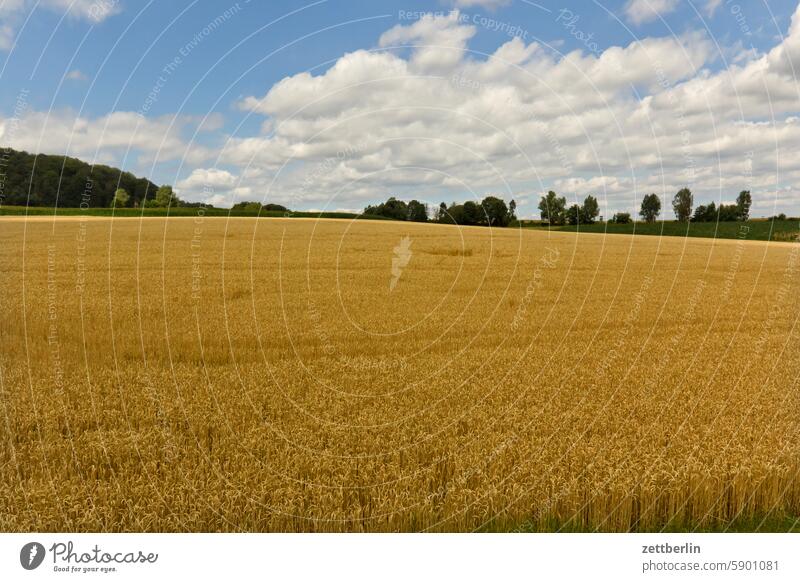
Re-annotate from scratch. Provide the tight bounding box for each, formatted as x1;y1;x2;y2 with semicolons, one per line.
231;201;262;212
407;200;429;222
446;204;465;225
718;204;739;222
509;199;517;219
437;202;448;222
672;188;693;222
565;204;581;225
0;147;160;208
112;188;130;207
263;203;288;212
736;190;752;221
538;191;566;225
692;201;717;222
363;197;408;220
153;185;180;207
639;193;661;223
610;212;632;224
383;197;409;220
582;195;600;224
480;196;510;226
462;201;481;225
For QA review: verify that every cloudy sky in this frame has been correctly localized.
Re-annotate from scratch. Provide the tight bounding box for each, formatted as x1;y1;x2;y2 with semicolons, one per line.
1;0;799;217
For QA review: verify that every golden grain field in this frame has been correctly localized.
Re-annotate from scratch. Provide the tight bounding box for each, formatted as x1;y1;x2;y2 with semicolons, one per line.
1;216;798;532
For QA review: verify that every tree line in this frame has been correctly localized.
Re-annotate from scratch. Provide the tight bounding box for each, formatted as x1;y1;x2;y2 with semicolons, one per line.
0;148;762;223
538;192;601;225
538;188;753;225
229;201;288;212
1;148;162;208
109;184;201;208
364;196;518;227
0;148;219;209
364;188;756;228
672;188;752;223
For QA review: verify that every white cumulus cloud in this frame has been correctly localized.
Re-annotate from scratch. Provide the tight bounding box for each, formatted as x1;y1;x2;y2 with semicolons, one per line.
0;0;119;50
218;9;800;215
6;8;800;215
624;0;680;25
0;109;212;167
176;168;256;206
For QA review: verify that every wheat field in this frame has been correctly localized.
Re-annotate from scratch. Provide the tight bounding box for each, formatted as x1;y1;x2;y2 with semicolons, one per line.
1;216;798;532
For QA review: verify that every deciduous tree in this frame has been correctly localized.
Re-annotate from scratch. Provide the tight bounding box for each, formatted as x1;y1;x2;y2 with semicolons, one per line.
112;188;130;207
672;188;693;222
538;191;566;225
639;193;661;223
582;195;600;224
480;196;510;226
736;190;752;221
407;200;429;222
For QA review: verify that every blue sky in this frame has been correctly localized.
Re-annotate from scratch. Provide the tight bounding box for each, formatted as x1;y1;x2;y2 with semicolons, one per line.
2;0;800;216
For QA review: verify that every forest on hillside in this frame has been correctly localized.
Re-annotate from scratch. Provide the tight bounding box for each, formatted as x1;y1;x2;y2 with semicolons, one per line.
0;148;160;208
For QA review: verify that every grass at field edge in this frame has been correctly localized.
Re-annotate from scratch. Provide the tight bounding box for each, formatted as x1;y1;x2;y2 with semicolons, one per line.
0;205;392;221
2;207;798;242
523;219;799;242
483;514;800;533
